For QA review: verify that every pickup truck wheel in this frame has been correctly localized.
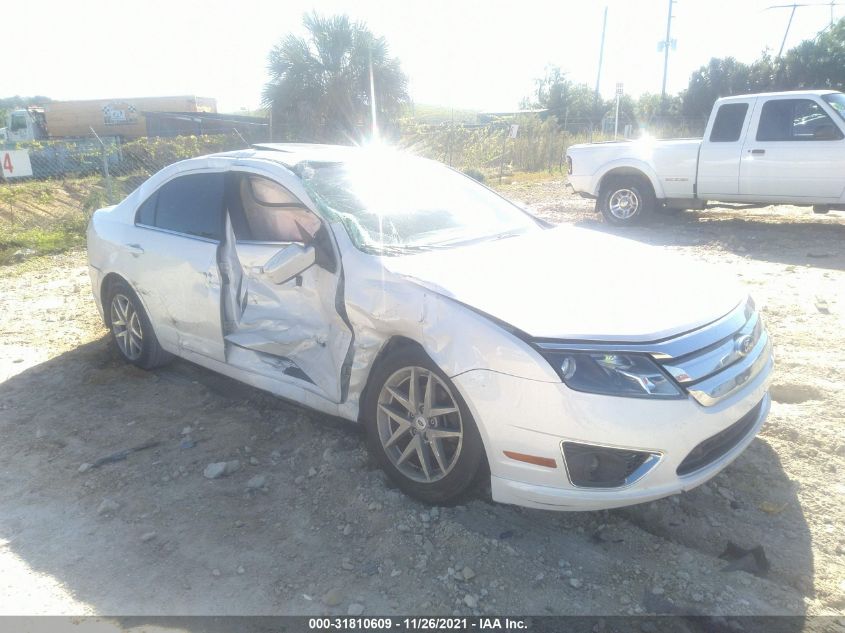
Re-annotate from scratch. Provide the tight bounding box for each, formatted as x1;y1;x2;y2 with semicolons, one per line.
598;178;655;225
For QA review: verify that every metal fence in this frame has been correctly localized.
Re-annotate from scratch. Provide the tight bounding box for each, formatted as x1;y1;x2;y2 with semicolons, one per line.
399;114;709;177
0;113;709;245
0;131;254;247
1;130;255;188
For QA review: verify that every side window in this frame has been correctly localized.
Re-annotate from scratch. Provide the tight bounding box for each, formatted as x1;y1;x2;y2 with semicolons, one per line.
136;191;157;226
10;113;28;132
756;99;844;142
709;103;748;142
138;173;225;240
232;175;322;243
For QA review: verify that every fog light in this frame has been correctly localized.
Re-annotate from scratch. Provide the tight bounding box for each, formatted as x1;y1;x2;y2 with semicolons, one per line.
562;442;659;488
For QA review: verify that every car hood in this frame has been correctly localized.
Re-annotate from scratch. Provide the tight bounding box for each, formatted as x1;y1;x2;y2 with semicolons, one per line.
382;225;745;342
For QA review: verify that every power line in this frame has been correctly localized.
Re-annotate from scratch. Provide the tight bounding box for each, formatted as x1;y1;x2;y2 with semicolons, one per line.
766;2;843;58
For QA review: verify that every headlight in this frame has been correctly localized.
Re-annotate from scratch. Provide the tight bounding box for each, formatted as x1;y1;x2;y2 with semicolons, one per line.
543;351;682;399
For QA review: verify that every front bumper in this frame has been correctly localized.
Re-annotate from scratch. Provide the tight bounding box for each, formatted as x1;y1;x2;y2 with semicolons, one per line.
567;174;597;198
452;348;773;511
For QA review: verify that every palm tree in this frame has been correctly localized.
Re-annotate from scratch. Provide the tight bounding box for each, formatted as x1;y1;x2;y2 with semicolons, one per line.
263;12;409;143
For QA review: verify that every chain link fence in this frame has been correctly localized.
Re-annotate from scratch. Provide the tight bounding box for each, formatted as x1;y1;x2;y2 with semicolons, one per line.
0;113;709;263
0;131;253;264
399;114;709;181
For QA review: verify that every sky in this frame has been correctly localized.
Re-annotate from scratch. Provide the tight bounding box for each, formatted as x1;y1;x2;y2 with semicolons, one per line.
4;0;840;113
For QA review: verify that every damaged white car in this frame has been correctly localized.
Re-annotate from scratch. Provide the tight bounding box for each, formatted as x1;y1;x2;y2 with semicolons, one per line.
87;144;773;510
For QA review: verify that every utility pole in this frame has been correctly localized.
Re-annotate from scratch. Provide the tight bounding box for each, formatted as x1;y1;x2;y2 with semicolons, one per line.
368;47;378;141
660;0;676;101
778;3;799;58
766;3;842;56
593;6;608;140
614;83;623;140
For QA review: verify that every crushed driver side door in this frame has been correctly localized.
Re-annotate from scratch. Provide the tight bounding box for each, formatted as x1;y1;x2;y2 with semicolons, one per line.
218;167;354;404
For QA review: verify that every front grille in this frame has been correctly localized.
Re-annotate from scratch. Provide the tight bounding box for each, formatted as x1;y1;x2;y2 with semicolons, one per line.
657;301;771;406
676;400;763;476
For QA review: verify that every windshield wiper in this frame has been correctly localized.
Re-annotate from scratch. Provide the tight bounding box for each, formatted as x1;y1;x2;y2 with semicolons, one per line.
432;230;526;248
492;231;524;241
364;230;527;256
364;243;439;256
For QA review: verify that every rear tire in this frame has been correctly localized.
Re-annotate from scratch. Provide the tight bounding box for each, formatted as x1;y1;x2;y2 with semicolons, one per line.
363;347;485;505
598;176;655;226
105;279;172;370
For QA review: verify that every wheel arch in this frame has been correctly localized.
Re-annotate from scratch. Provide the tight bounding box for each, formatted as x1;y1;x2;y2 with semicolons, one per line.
596;163;663;200
357;333;492;495
357;335;426;423
100;272;128;327
99;272;154;330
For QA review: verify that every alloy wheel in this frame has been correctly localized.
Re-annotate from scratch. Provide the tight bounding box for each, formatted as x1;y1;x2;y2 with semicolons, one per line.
376;366;464;483
608;188;641;220
110;293;144;361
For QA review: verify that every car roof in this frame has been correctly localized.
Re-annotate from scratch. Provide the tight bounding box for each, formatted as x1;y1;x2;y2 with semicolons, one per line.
211;143;372;168
716;90;841;103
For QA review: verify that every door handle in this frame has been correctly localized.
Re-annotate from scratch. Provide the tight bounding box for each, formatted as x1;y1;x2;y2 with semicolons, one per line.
748;149;766;155
124;243;144;255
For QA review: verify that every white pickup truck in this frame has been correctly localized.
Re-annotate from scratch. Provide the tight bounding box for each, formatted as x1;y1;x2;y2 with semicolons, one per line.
566;90;845;224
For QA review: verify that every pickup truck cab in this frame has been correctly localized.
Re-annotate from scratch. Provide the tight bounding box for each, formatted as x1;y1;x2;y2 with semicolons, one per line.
566;90;845;224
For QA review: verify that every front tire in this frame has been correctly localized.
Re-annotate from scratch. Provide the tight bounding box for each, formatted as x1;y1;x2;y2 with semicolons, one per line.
105;279;172;370
598;177;655;225
363;347;485;504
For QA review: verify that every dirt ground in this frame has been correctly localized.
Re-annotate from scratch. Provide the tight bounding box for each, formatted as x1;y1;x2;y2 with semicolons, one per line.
0;181;844;619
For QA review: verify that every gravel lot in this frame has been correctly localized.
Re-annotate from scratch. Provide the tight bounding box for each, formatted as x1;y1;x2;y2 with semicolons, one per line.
0;181;843;618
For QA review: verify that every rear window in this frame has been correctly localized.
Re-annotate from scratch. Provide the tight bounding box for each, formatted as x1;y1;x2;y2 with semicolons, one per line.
709;103;748;142
136;173;225;240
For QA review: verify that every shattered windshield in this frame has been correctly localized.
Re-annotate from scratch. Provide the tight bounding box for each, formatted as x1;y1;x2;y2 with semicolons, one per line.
297;154;540;255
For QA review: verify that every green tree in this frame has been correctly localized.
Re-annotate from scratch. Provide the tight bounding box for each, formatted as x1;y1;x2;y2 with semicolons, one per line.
682;57;755;118
681;18;845;118
523;67;603;130
263;12;409;143
780;19;845;89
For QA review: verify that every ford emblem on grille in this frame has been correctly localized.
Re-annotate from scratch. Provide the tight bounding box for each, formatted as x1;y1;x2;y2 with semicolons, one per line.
735;334;754;357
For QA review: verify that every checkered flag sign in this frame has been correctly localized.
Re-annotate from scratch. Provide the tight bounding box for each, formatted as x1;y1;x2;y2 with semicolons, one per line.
102;102;137;125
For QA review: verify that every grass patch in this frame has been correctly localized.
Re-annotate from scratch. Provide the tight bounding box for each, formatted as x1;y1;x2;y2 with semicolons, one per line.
0;219;87;266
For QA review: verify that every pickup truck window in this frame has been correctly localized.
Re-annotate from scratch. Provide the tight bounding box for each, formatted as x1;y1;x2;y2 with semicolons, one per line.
823;93;845;122
756;99;844;142
710;103;748;142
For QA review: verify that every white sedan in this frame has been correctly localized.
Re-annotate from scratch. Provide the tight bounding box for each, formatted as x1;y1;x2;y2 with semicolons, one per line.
87;144;773;510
